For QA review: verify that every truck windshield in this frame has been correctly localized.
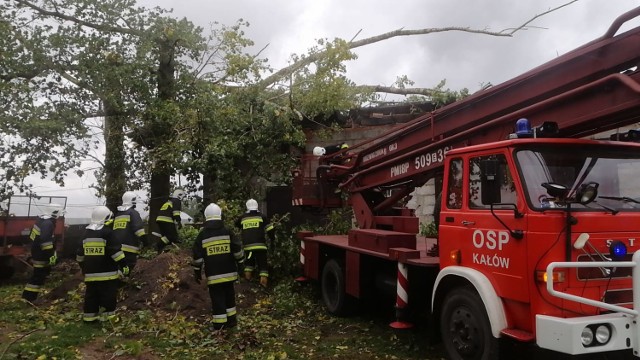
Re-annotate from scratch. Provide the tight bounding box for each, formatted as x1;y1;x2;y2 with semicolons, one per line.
515;145;640;211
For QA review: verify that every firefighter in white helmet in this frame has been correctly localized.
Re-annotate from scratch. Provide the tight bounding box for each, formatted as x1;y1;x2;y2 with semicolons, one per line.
22;203;65;302
76;206;128;323
192;203;244;330
154;189;185;253
113;191;147;271
235;198;274;287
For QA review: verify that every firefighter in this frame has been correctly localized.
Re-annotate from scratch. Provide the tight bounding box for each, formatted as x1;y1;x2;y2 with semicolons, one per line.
153;189;185;253
235;199;274;287
113;191;147;271
323;142;349;155
76;206;129;323
22;203;64;302
192;203;244;330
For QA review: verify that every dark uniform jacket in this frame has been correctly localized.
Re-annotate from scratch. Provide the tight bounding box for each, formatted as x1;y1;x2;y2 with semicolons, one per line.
235;211;274;251
113;207;146;254
156;197;182;225
76;227;126;282
29;217;57;268
192;220;244;285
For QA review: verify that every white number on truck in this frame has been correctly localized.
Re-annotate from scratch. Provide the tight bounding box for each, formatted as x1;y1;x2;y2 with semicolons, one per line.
413;146;452;170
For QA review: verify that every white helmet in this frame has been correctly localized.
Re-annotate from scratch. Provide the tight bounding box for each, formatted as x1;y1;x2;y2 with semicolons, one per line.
204;203;222;220
246;199;259;211
43;203;64;219
172;189;186;200
313;146;326;156
86;206;113;230
121;191;138;208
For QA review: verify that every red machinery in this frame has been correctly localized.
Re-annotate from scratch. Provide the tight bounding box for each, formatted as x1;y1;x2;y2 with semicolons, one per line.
293;7;640;359
0;195;67;279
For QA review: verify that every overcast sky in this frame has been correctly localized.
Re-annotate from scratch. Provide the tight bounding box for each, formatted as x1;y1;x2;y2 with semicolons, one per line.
139;0;640;92
21;0;640;219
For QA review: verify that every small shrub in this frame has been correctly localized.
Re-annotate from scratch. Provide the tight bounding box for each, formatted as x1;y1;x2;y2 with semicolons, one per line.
269;213;300;280
178;226;200;248
419;222;438;237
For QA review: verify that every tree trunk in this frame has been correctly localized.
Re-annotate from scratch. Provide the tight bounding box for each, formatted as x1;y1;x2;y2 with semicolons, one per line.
103;103;126;212
202;172;217;207
148;38;177;236
148;170;170;236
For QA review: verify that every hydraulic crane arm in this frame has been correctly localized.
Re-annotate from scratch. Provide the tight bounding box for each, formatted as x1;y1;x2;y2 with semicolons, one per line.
294;7;640;229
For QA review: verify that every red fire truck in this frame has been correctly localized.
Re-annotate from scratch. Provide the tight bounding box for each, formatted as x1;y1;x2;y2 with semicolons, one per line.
292;7;640;359
0;195;67;279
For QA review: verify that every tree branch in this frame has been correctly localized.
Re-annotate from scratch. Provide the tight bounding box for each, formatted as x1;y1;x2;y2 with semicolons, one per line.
353;85;436;97
255;0;578;89
15;0;142;36
502;0;580;35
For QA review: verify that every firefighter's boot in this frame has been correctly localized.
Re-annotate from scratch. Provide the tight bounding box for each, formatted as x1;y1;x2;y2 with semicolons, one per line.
244;271;252;281
260;276;268;288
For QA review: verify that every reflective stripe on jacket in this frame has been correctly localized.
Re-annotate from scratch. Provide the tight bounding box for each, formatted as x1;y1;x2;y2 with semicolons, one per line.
113;207;146;252
234;211;274;250
29;217;57;265
192;220;244;285
77;227;125;282
156;197;182;224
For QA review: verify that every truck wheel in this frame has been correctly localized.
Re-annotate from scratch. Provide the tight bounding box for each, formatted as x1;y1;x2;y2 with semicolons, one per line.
440;287;498;360
321;259;351;316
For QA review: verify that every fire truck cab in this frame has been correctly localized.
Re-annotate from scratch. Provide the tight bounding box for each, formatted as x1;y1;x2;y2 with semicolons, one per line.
437;133;640;357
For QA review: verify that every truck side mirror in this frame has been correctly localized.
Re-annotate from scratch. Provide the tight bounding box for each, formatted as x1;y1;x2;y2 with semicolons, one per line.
480;158;501;204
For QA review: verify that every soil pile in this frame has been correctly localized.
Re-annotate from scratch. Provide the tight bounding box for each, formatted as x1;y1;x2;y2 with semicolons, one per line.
43;249;260;317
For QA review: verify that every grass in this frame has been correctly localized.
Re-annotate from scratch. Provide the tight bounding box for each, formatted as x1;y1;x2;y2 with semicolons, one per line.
0;270;446;360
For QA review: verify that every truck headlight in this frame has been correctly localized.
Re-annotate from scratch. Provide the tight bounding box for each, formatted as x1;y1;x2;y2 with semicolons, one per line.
581;324;612;347
595;325;611;345
581;327;594;346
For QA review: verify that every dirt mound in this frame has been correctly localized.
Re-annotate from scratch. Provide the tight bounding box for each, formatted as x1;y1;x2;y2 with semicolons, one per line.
43;249;262;318
119;250;212;317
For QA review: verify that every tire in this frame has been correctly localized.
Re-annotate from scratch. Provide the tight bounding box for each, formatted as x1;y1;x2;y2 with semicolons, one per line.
440;287;499;360
321;259;352;316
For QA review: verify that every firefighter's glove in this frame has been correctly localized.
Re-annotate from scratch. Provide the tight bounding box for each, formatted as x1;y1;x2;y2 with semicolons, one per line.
49;252;58;266
119;266;130;278
194;269;202;284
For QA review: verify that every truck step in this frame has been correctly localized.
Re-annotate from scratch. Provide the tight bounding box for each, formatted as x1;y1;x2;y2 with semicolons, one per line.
348;229;416;253
500;328;534;342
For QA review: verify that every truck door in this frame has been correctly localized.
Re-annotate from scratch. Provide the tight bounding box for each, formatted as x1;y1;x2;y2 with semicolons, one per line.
463;153;529;303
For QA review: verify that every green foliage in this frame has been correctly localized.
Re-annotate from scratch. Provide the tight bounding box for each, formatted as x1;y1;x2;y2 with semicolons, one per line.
268;207;354;279
430;79;470;109
288;38;361;123
267;213;299;279
180;86;307;201
298;207;354;236
1;0;474;220
420;221;439;237
178;225;200;249
394;74;415;89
